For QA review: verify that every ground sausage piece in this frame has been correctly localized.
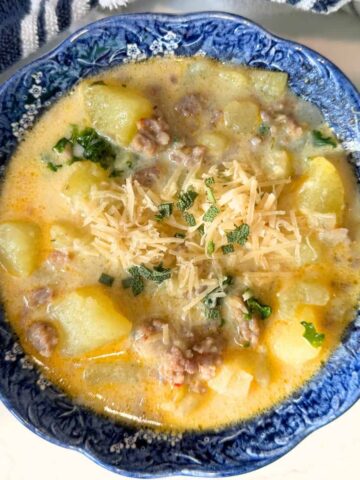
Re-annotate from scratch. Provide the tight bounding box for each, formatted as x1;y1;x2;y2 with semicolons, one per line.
130;116;170;156
25;287;53;308
175;93;204;117
170;145;206;167
236;317;260;348
27;321;58;357
133;165;160;188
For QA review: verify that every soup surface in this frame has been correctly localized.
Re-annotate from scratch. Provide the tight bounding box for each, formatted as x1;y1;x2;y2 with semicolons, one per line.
1;57;360;431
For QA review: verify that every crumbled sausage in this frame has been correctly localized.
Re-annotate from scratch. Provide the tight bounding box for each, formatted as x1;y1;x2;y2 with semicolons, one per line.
133;165;160;188
24;287;53;309
130;117;170;156
170;145;206;166
236;317;260;348
27;321;58;357
175;93;204;117
47;250;70;268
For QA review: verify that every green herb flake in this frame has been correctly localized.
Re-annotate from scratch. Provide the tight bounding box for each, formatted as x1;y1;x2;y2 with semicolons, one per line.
184;212;196;226
174;232;186;239
258;123;270;137
203;205;220;222
197;224;205;236
91;80;106;86
205;177;215;187
246;296;272;320
136;263;172;285
226;223;250;245
177;190;198;211
155;202;173;221
205;307;221;321
53;137;70;153
206;186;216;204
47;162;62;172
207;240;215;255
301;321;325;348
122;266;144;296
74;127;116;169
312;130;337;148
98;273;114;287
109;170;123;178
221;244;234;255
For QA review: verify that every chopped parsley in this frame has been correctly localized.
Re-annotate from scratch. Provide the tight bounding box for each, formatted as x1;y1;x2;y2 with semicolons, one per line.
174;232;185;239
53;137;71;153
301;321;325;348
177;190;198;211
74;127;116;168
207;240;215;255
202;276;232;324
226;224;250;245
98;273;114;287
258;123;270;137
203;205;220;222
47;162;62;172
312;130;337;148
221;244;234;255
155;202;173;221
245;295;272;320
184;212;196;226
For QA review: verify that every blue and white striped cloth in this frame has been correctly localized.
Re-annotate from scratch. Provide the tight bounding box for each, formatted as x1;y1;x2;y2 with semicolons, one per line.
0;0;357;74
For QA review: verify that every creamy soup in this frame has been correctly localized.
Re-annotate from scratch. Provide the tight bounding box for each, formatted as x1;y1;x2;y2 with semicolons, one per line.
1;57;360;431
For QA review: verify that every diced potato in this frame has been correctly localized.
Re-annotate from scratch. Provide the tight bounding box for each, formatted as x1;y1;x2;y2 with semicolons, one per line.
277;279;330;320
224;100;261;134
266;306;322;366
217;67;250;96
208;358;254;399
63;161;107;198
50;286;132;356
297;156;345;224
198;131;228;156
298;235;321;266
0;221;41;277
262;149;292;180
84;84;153;145
249;69;288;101
50;222;92;250
160;386;202;417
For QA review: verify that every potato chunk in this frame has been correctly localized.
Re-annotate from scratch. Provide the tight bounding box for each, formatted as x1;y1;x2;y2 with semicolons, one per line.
49;222;92;250
197;131;228;155
266;306;322;366
249;69;288;101
224;100;261;134
297;156;344;223
50;287;132;356
262;149;292;180
277;279;330;319
84;84;153;145
217;67;250;96
63;161;107;199
0;221;41;277
208;358;254;399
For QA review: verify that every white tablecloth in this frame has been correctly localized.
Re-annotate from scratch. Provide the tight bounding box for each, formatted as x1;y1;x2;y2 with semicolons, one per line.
1;1;360;479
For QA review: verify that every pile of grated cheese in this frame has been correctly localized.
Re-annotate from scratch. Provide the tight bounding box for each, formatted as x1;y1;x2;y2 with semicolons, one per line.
69;159;305;310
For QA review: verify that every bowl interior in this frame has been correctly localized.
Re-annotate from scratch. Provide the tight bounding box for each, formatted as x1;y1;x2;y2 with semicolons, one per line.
0;12;360;478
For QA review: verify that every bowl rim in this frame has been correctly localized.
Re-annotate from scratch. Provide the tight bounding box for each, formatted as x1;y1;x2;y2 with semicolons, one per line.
0;10;359;478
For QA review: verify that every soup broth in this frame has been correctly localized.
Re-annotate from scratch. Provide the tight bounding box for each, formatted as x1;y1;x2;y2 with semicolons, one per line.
1;57;360;430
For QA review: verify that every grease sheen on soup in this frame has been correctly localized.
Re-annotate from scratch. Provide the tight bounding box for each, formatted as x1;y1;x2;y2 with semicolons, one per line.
1;57;360;431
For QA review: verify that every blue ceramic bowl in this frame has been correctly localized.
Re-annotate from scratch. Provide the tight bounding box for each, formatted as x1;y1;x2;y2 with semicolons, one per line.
0;12;360;478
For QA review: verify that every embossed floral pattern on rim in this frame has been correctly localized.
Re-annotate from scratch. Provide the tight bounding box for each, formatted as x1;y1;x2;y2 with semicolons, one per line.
0;12;359;478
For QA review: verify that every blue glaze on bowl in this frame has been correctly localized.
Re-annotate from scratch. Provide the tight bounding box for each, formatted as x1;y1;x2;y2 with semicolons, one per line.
0;12;360;478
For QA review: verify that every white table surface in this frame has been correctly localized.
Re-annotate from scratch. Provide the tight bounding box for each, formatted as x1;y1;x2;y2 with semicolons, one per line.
1;1;360;479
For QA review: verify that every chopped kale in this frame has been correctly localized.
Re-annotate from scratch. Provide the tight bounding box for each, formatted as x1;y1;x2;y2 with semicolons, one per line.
258;123;270;137
301;321;325;348
245;295;272;320
205;177;215;187
74;127;116;169
312;130;337;148
122;267;144;296
47;162;62;172
53;137;70;153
